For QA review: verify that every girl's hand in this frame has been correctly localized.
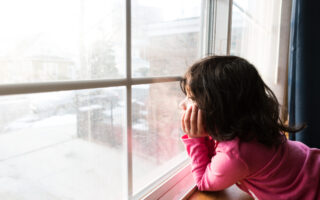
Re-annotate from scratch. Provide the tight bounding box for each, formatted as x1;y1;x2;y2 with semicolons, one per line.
181;105;208;138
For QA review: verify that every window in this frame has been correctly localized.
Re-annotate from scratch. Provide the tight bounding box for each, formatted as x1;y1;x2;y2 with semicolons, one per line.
131;0;201;195
0;0;289;199
0;0;125;83
230;0;286;105
0;88;126;199
0;0;202;199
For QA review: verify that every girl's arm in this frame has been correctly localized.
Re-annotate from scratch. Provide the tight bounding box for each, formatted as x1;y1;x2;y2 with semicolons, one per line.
181;105;249;191
182;136;249;191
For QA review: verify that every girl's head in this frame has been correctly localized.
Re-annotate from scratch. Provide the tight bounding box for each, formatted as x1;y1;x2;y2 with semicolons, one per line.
180;55;303;146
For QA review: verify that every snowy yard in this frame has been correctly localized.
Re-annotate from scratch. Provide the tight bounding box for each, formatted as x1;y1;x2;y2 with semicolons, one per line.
0;114;158;200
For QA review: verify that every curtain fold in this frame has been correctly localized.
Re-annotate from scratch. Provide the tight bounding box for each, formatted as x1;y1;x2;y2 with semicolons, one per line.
288;0;320;148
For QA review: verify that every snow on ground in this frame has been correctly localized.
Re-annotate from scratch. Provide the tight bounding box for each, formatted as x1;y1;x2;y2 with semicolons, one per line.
0;114;158;200
0;115;76;161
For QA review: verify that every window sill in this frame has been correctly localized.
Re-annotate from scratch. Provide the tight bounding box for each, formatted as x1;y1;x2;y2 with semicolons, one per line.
140;164;195;200
141;163;253;200
186;185;253;200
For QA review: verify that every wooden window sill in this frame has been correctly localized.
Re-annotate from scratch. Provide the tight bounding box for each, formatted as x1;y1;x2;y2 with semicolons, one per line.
143;165;253;200
186;185;253;200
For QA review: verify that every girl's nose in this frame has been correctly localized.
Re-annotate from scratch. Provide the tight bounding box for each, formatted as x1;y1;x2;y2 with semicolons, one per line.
179;98;187;110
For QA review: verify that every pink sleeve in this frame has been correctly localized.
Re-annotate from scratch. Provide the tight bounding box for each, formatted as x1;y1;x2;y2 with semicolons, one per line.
207;136;216;158
181;135;249;191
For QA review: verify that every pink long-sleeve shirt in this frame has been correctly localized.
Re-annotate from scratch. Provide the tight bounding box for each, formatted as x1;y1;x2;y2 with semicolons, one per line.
182;134;320;200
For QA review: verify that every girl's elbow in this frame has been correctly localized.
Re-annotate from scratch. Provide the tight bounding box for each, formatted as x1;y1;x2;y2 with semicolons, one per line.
197;181;224;191
196;178;225;192
197;184;212;192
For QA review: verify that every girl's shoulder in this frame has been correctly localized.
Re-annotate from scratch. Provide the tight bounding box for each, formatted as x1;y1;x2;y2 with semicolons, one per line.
217;137;277;152
215;137;242;156
216;137;277;171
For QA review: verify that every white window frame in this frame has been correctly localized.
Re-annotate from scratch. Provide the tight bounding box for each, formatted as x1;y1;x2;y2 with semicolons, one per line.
0;0;234;199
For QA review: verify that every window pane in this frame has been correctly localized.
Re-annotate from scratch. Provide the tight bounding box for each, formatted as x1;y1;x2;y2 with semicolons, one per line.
0;88;125;199
0;0;125;84
230;0;282;98
132;82;186;193
132;0;201;77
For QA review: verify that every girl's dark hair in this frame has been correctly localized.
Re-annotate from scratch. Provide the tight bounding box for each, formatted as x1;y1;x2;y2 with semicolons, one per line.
180;55;305;147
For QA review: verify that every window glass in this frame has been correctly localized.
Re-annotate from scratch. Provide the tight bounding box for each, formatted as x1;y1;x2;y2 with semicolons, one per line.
0;87;125;199
0;0;125;84
0;0;204;198
132;0;201;77
231;0;282;99
132;82;186;193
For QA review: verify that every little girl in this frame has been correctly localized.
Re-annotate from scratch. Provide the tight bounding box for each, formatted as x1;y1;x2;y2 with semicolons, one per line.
179;56;320;199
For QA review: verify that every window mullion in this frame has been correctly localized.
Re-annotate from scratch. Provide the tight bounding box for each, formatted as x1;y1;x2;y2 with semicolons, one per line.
124;0;133;199
0;77;182;96
201;0;215;56
227;0;233;55
211;0;232;55
0;79;128;96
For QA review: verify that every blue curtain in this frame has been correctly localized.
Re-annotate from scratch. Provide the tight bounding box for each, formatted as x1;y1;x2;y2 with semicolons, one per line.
288;0;320;148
